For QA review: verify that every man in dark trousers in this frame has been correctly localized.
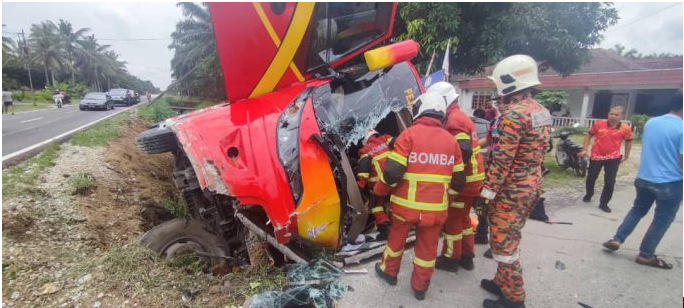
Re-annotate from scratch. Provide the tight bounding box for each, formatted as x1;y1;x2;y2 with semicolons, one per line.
372;91;465;300
602;90;682;270
581;105;633;212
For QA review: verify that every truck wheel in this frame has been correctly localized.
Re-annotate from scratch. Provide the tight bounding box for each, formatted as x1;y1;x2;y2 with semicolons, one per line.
136;127;177;154
140;218;231;268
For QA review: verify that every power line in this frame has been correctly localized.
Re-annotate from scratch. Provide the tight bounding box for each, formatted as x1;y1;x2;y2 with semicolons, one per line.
610;2;682;32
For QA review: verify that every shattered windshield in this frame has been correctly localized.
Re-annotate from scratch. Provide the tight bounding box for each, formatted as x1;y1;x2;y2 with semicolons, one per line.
312;62;420;148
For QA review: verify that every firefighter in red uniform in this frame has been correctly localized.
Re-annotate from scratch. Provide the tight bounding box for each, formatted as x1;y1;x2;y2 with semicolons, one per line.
479;55;551;308
428;81;485;273
372;92;466;300
357;129;394;240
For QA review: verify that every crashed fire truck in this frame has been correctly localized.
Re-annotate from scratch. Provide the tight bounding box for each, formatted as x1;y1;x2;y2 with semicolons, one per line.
137;2;426;267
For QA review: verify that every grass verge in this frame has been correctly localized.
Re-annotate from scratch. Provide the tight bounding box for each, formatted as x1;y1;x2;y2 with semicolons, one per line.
70;112;131;147
138;97;177;123
2;143;61;199
69;172;97;195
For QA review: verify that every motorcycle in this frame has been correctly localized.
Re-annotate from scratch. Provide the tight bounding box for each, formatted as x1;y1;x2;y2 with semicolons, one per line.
53;94;63;108
555;124;588;177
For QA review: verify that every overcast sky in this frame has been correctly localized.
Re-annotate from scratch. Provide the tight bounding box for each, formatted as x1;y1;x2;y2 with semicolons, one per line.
2;2;683;90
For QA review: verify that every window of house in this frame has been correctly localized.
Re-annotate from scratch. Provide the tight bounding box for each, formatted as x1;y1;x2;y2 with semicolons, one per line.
471;91;494;110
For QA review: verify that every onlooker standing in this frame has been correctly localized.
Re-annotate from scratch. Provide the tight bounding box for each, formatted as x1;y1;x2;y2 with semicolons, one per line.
3;90;14;115
580;106;633;212
602;90;683;270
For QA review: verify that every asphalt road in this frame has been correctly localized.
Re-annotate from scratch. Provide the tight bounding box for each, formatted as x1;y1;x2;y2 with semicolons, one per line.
340;185;683;308
1;97;152;156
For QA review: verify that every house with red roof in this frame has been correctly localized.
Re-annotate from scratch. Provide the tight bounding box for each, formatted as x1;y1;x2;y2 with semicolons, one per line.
453;49;682;126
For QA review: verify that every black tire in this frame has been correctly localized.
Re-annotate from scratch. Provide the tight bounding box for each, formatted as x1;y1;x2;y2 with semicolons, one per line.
140;218;230;268
79;106;85;111
136;127;177;154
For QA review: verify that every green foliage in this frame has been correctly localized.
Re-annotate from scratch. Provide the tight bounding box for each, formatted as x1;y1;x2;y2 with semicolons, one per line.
169;3;225;100
70;112;131;147
2;143;61;198
629;114;649;138
137;97;177;123
612;44;682;59
46;81;90;97
393;3;619;76
69;172;96;195
535;90;569;112
161;197;188;219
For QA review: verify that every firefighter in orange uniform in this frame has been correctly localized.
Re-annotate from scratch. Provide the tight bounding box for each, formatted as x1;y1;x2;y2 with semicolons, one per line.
479;55;552;308
372;92;466;300
428;81;485;272
357;129;394;240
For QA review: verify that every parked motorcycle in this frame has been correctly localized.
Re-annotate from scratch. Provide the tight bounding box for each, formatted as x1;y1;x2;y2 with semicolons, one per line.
555;124;588;177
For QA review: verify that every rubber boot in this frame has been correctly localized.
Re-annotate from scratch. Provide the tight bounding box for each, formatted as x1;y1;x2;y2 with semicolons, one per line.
435;256;459;273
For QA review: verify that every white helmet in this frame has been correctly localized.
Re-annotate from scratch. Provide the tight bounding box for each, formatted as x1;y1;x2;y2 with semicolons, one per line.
488;54;540;97
412;92;446;120
363;129;379;145
427;81;459;108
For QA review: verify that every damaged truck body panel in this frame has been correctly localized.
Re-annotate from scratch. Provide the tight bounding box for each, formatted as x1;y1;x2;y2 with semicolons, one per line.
138;2;425;264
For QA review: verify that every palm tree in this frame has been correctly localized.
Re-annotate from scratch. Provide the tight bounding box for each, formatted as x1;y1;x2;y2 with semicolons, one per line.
29;21;66;87
57;19;90;85
169;2;219;96
2;35;17;66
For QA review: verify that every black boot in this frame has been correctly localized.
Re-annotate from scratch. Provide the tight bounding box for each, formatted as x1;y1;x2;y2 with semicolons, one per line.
376;222;390;241
412;288;426;300
459;256;475;270
480;279;503;297
483;248;493;259
599;203;612;213
374;263;397;286
435;256;459;273
483;297;525;308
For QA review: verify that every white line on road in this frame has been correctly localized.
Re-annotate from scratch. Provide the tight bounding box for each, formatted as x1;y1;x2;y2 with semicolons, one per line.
20;117;44;123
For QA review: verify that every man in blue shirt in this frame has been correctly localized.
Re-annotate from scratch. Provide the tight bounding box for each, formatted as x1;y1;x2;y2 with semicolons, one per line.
602;90;683;269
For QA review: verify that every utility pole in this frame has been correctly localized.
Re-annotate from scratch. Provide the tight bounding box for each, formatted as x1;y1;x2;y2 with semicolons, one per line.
19;29;34;92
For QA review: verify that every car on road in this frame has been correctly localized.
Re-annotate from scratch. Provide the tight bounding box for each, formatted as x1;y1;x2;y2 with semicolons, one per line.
80;92;114;111
107;88;134;106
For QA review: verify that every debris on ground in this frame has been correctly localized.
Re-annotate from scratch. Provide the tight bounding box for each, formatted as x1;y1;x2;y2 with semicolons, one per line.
249;260;347;308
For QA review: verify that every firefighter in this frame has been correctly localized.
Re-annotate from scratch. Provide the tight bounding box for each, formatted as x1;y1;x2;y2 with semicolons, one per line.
479;55;551;308
427;81;485;273
372;92;466;300
357;129;394;240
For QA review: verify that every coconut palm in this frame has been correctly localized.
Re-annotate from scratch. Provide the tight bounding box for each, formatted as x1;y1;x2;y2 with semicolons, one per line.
29;21;66;87
169;2;220;97
57;19;90;85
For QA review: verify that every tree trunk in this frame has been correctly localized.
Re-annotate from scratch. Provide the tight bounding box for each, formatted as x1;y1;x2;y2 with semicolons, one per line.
44;65;49;88
50;67;56;87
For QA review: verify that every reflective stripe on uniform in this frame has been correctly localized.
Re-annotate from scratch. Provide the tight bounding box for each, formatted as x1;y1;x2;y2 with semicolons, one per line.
413;257;436;268
390;195;447;211
371;206;384;214
388;151;407;166
462;227;474;236
442;232;463;258
492;249;520;264
384;246;403;258
369;177;379;182
454;132;470;140
402;173;451;183
392;213;406;222
466;173;485;183
453;163;465;172
357;172;370;179
449;201;465;208
447;188;459;196
372;152;390;183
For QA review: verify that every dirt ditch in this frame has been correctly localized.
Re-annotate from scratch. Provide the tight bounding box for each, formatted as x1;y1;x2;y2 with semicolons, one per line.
2;117;254;308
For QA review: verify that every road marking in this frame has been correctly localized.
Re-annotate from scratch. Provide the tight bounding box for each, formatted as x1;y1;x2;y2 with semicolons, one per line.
20;117;44;123
2;106;132;164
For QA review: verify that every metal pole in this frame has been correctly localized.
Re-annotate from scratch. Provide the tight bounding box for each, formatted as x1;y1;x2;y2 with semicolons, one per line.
235;213;308;264
20;29;34;92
